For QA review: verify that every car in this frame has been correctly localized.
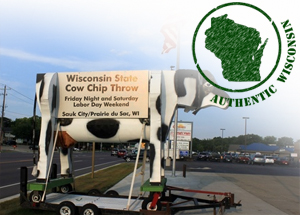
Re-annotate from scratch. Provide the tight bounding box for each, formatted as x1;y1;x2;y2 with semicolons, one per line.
197;152;210;161
29;144;39;150
209;153;222;162
264;156;275;165
222;155;233;162
236;154;250;164
248;154;265;165
6;140;17;146
275;157;290;165
117;149;127;158
123;149;150;162
111;148;118;156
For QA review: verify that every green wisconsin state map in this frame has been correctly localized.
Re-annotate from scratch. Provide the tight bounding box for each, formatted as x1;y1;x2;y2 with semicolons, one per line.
205;14;268;82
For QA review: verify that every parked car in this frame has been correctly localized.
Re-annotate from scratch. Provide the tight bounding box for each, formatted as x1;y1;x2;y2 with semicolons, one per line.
117;149;127;158
6;140;17;146
209;153;222;162
123;149;150;162
236;154;250;164
264;156;275;165
248;154;265;165
222;155;233;162
111;148;118;156
275;157;290;165
197;152;210;161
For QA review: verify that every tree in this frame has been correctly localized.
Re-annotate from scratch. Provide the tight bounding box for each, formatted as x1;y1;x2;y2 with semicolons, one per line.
263;136;277;145
277;137;294;147
11;116;41;144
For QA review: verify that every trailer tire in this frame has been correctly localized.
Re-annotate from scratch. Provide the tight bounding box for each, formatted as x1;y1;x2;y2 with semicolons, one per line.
80;204;99;215
60;184;72;193
56;201;76;215
87;189;101;196
29;191;44;203
142;198;162;211
105;190;119;197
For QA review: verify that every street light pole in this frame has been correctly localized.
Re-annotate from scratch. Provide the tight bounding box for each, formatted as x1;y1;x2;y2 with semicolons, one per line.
242;117;249;153
220;128;225;152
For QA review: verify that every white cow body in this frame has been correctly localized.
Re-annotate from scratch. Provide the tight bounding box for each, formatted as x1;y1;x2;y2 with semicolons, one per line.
35;70;228;184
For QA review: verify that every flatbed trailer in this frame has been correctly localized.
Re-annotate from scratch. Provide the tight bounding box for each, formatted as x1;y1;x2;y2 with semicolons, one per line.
20;167;241;215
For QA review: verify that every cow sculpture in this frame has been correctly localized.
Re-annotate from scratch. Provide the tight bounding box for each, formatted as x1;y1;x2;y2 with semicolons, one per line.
35;69;228;186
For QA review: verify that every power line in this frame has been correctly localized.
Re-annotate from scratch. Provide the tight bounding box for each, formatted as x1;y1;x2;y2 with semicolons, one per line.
5;110;32;117
7;92;33;105
0;83;33;101
10;88;34;101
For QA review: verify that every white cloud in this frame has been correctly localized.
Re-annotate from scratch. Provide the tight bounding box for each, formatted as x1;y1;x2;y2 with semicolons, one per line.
0;47;130;71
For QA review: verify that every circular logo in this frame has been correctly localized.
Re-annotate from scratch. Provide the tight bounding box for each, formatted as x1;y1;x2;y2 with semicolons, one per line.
192;2;281;93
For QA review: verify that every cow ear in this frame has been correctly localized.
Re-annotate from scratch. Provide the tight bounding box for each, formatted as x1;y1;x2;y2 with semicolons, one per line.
192;91;229;114
201;92;229;109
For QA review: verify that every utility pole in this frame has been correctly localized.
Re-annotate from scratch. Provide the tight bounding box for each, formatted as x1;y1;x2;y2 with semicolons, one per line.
243;117;249;153
0;85;7;152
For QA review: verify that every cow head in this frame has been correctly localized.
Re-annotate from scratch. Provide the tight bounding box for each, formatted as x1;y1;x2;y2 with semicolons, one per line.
174;69;229;114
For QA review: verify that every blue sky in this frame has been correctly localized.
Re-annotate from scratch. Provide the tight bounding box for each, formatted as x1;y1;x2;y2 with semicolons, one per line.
0;0;299;142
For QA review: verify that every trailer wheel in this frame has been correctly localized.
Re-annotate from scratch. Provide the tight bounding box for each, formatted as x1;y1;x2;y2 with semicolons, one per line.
105;190;119;197
80;204;99;215
29;191;44;203
142;198;162;211
56;201;76;215
87;189;101;196
125;157;131;162
60;184;72;193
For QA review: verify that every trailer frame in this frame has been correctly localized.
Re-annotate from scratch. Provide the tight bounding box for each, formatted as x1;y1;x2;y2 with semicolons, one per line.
20;166;241;215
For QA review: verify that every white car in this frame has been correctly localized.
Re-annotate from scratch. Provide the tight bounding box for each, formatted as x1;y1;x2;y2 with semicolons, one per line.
264;156;274;164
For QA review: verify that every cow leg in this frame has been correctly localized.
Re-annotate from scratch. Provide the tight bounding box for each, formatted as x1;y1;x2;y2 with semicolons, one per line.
149;71;162;184
60;148;73;177
36;73;58;181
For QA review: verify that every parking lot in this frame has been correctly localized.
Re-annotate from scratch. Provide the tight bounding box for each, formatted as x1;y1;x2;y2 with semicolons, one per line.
165;157;300;215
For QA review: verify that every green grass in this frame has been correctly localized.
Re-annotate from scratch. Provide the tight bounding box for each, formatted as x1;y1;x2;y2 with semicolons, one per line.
0;163;141;215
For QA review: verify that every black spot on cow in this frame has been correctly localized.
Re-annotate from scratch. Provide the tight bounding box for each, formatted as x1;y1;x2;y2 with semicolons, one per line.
58;118;73;126
156;126;162;141
36;73;45;83
175;69;199;97
149;143;155;178
51;85;57;113
39;77;45;100
156;95;161;115
160;124;169;142
61;147;68;156
45;120;52;155
87;119;120;139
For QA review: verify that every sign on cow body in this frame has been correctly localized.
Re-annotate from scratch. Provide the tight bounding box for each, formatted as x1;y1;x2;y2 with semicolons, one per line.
57;70;149;118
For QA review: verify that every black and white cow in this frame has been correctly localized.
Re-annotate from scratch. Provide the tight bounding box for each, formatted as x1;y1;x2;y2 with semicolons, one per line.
35;69;228;184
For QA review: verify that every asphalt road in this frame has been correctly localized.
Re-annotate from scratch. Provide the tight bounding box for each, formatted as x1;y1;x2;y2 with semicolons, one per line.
0;150;124;200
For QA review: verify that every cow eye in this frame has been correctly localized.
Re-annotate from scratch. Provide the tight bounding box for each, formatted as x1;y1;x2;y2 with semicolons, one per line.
205;82;212;87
